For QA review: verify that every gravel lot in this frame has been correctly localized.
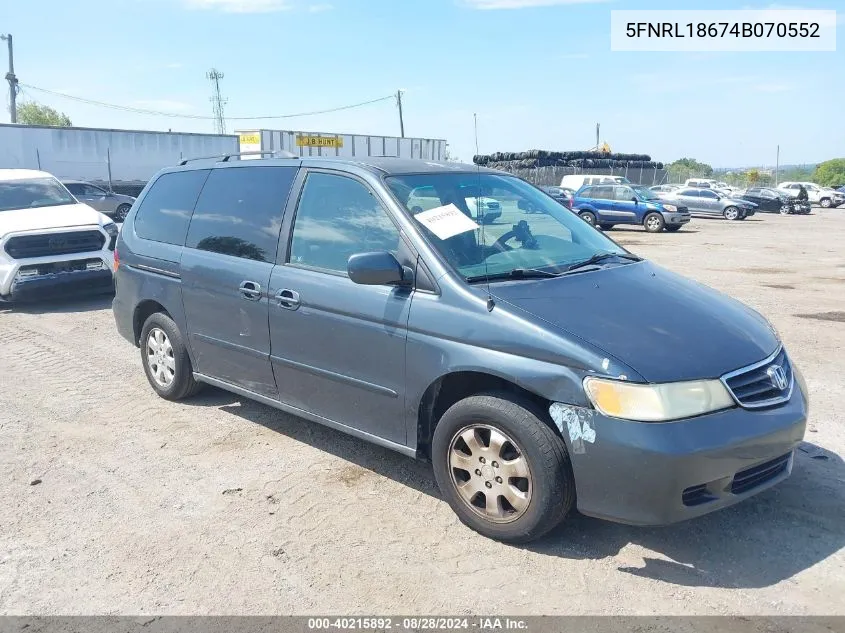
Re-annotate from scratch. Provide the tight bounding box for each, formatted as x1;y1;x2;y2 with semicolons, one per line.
1;209;843;616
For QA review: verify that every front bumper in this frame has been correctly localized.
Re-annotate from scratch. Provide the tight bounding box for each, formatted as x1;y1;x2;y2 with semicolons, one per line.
3;267;114;302
567;384;807;526
662;212;690;225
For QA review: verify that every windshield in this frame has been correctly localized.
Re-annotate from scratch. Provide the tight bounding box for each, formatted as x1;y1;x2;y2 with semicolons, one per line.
0;177;76;212
632;186;660;201
386;173;630;281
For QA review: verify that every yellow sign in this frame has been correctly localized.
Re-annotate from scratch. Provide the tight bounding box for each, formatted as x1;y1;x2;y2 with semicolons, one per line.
296;135;344;148
239;132;261;145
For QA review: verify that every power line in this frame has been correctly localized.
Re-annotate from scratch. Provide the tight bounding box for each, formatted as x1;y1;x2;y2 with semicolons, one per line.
18;83;396;121
206;68;227;133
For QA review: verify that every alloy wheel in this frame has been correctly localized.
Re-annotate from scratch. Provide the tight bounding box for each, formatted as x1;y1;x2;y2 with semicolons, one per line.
146;327;176;388
447;424;532;524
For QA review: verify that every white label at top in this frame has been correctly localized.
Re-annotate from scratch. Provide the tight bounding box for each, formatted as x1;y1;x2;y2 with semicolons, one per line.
414;204;480;241
611;10;836;52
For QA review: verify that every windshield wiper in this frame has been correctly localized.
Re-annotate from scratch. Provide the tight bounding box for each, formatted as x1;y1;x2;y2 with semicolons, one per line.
466;268;561;283
564;252;641;274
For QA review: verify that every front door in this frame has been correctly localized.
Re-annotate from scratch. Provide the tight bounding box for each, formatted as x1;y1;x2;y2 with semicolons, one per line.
269;170;411;444
697;189;722;214
76;184;111;213
180;165;298;398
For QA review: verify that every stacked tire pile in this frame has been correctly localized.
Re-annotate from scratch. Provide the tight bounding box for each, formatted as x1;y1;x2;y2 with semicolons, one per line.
473;150;664;171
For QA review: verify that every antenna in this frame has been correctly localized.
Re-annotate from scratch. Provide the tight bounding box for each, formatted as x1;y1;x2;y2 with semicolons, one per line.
206;68;227;134
473;112;494;312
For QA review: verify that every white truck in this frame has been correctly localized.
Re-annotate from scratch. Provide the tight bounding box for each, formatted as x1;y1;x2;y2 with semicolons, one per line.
777;182;845;208
0;169;118;302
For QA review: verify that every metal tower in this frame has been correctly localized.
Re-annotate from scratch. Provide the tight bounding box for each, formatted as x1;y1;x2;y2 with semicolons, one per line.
206;68;227;135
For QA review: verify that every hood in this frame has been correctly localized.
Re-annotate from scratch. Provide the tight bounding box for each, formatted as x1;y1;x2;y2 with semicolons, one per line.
0;203;106;236
491;261;779;383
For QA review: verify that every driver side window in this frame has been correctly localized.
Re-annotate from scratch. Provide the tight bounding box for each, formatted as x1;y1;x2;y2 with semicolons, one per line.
613;186;634;201
289;172;401;275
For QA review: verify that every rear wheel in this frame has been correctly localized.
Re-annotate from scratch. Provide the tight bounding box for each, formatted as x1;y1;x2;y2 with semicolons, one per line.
598;223;614;231
578;211;597;227
643;212;665;233
723;206;741;221
140;312;202;401
432;394;575;543
114;204;132;222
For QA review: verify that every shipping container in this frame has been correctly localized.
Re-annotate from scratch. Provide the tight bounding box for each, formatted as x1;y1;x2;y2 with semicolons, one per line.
236;129;447;161
0;123;239;185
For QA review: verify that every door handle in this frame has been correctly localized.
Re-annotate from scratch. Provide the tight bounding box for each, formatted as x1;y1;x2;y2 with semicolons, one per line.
239;280;262;301
275;288;301;310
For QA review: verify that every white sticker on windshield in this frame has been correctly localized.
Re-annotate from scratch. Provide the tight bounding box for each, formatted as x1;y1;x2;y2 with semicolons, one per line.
414;204;479;241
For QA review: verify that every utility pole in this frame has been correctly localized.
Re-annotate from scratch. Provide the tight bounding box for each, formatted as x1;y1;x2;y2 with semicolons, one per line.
396;90;405;138
775;144;780;186
1;34;18;123
596;123;600;149
206;68;227;135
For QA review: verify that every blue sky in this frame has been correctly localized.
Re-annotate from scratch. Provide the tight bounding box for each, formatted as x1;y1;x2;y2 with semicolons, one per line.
2;0;843;167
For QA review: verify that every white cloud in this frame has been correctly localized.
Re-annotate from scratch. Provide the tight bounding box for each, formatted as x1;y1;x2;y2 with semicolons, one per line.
184;0;293;13
308;3;332;11
132;100;195;112
464;0;605;9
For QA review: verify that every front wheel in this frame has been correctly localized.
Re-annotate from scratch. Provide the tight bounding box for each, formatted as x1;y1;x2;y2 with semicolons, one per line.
723;206;741;220
779;205;791;215
643;212;665;233
432;394;575;543
578;211;597;227
820;198;832;208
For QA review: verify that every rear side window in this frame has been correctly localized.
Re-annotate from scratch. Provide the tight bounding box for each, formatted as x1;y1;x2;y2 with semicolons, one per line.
185;166;297;263
134;170;210;245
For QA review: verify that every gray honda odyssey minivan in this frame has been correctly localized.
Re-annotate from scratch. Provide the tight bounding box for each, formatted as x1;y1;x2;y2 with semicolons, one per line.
113;156;808;543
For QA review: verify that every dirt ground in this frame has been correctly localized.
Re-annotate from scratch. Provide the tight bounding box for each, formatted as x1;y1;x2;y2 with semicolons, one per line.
1;209;843;616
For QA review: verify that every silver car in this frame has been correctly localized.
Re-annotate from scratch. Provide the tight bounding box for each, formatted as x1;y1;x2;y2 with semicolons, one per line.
63;181;136;222
665;187;757;221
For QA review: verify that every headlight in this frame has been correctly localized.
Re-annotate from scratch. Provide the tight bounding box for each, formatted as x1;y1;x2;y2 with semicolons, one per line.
583;376;735;422
661;204;677;212
103;223;119;238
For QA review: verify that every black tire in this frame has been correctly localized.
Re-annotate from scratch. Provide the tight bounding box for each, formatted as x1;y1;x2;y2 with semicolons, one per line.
643;212;665;233
139;312;202;401
578;210;597;226
723;206;741;220
431;393;575;543
598;223;614;231
114;204;132;222
820;198;831;208
665;225;682;232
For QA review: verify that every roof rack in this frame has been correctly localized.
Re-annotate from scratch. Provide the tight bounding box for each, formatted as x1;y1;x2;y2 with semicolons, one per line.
177;150;298;166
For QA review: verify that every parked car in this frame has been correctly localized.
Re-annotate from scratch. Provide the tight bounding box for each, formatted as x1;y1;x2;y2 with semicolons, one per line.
408;184;502;224
573;183;690;232
778;182;844;208
62;180;136;222
539;185;574;210
114;156;807;544
739;187;811;215
560;174;631;190
664;187;757;220
0;169;118;302
650;184;681;195
684;178;717;189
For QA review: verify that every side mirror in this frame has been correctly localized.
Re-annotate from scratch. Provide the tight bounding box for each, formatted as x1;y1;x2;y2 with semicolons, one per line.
348;251;410;286
631;197;639;204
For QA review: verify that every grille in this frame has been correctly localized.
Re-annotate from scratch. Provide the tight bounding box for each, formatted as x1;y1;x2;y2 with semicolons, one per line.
723;347;793;408
682;484;717;507
4;230;106;260
676;206;690;214
731;453;791;495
